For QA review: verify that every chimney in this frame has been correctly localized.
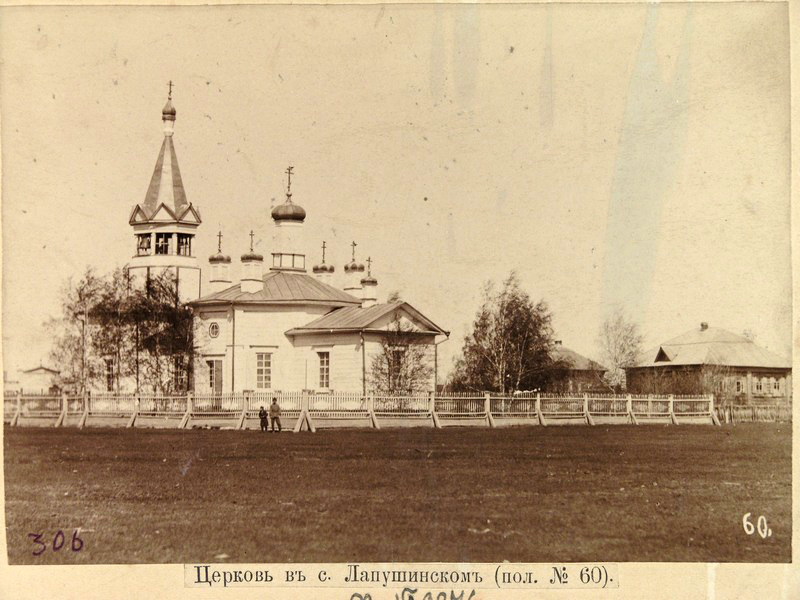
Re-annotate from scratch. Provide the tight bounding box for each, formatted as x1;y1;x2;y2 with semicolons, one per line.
700;322;708;331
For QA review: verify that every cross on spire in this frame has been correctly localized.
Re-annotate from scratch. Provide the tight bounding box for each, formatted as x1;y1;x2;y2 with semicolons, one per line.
285;166;294;199
249;230;255;252
217;231;223;253
350;241;358;261
366;256;372;275
168;80;174;100
321;240;327;263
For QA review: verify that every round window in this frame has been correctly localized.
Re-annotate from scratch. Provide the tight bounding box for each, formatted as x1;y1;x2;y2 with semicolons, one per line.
209;322;220;338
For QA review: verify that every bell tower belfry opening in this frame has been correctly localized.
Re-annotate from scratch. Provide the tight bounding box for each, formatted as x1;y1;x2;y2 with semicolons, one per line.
127;83;202;302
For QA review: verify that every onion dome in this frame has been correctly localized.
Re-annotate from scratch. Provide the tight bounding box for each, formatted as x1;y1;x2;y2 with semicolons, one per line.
360;274;377;286
209;252;232;264
344;261;365;273
241;251;263;262
312;263;326;274
271;200;306;222
325;264;335;273
162;99;176;121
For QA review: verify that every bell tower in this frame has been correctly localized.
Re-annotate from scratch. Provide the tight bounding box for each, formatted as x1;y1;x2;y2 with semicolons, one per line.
127;83;202;302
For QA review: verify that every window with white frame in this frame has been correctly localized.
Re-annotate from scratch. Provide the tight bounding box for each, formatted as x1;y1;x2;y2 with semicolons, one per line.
318;352;330;389
136;234;151;256
755;378;763;393
177;234;192;256
774;378;780;392
256;353;272;389
735;379;743;393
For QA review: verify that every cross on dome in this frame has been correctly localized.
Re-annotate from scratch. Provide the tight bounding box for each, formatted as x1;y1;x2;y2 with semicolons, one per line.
217;231;223;253
249;230;255;252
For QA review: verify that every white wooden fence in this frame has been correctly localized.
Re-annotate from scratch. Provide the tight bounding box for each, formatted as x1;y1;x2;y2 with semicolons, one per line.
0;390;744;430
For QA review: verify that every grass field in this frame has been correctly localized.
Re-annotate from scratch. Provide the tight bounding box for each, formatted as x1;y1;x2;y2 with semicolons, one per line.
3;424;791;564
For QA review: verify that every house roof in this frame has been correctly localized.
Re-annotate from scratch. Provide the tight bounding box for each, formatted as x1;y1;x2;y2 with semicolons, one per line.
553;345;606;372
633;326;791;369
286;302;448;336
190;270;363;308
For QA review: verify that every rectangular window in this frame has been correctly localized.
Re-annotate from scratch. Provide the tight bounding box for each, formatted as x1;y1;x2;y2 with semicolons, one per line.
774;378;781;391
388;346;406;391
137;234;151;256
256;353;272;389
755;378;763;393
177;234;192;257
105;358;114;392
735;380;743;393
174;357;187;392
155;233;171;255
318;352;330;389
206;359;223;394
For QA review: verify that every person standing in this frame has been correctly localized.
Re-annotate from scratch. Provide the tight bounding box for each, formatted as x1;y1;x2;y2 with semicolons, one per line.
269;397;282;432
258;405;268;432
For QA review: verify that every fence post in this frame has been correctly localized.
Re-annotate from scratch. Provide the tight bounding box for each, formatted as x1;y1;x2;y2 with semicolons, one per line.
709;394;720;426
430;391;441;429
485;392;496;428
78;391;89;429
536;393;546;426
368;393;380;430
237;392;249;430
179;392;192;429
626;394;637;425
11;391;21;427
127;395;139;428
55;390;68;428
584;393;595;426
669;394;678;425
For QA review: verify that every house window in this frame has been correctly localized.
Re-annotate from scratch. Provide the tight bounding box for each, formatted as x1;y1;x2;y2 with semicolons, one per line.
136;234;151;256
206;359;222;394
155;233;171;255
174;357;188;392
177;234;192;257
735;380;743;393
318;352;330;389
208;322;220;338
774;378;781;392
256;353;272;389
105;358;114;392
755;378;763;393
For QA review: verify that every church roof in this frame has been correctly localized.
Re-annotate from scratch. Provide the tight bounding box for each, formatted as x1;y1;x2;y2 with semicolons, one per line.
286;302;448;336
632;325;790;369
190;270;362;307
553;345;605;372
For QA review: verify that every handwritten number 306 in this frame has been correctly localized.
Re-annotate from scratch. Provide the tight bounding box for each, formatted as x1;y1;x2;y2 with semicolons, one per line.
28;530;84;556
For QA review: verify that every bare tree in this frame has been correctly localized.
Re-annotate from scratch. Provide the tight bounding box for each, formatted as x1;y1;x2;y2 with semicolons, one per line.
597;307;643;391
369;313;433;395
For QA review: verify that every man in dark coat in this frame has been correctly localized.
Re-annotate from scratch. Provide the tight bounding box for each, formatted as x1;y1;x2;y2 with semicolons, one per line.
269;397;282;432
258;405;268;432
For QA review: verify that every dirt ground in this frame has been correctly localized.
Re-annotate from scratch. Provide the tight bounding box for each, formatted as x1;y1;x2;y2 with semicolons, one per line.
3;423;791;564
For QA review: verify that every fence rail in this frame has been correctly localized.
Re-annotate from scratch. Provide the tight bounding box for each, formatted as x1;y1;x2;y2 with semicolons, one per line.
3;391;790;430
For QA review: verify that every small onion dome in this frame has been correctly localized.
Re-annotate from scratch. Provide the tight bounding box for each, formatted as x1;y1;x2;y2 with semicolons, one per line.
344;261;365;273
241;251;264;262
312;263;326;274
325;264;335;273
360;275;378;286
162;99;176;121
271;200;306;222
209;252;232;264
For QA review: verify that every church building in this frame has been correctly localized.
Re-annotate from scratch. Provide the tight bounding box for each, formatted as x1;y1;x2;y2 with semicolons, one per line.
128;90;447;395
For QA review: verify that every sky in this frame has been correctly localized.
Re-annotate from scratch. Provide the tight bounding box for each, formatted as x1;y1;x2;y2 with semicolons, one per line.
0;3;792;379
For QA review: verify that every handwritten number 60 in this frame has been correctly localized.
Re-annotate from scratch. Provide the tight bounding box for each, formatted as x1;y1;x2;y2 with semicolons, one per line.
742;513;772;538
